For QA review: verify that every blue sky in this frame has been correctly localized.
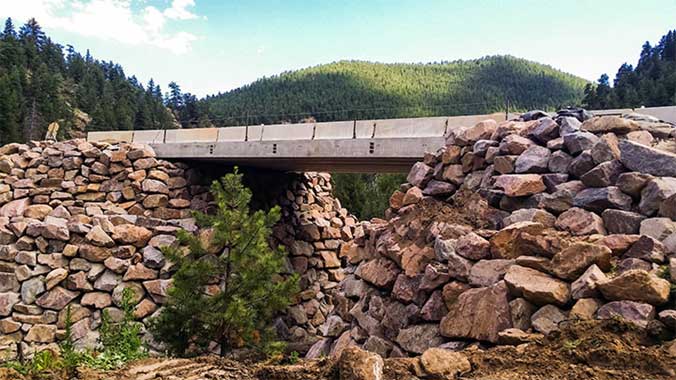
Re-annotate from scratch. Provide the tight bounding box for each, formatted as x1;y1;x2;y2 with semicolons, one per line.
2;0;675;97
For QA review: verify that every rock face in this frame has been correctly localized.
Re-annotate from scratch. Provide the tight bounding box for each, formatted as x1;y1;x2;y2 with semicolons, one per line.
0;139;357;358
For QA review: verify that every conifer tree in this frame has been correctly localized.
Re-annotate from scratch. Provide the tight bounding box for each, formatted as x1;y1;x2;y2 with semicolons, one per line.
150;169;298;357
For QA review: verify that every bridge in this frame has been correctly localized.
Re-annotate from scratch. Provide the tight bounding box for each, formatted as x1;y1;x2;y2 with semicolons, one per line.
87;106;676;173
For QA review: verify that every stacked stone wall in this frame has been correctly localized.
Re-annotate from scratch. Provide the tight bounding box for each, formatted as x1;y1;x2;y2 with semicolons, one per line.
0;139;356;359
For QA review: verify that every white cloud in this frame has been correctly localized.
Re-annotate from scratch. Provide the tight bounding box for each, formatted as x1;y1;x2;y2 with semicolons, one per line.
163;0;198;20
1;0;201;54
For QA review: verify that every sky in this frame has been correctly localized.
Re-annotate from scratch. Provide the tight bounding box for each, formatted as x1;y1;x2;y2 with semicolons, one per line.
1;0;675;97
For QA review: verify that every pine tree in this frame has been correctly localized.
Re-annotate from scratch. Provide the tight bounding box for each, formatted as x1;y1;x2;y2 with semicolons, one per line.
150;169;299;357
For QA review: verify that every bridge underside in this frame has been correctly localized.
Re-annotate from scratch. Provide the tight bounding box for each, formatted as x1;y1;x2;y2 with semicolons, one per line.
150;137;445;173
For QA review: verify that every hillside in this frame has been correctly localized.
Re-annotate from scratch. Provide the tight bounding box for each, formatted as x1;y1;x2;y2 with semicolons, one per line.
199;57;588;126
0;18;176;145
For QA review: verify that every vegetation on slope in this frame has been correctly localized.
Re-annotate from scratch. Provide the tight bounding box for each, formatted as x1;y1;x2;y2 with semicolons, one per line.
199;57;587;126
584;28;676;109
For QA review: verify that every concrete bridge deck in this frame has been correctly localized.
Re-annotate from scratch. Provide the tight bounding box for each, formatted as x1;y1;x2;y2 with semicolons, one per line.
86;106;676;173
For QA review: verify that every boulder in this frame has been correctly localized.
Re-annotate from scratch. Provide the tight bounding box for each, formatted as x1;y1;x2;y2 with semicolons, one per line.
503;208;556;228
590;133;621;164
598;270;670;305
494;174;546;197
446;251;473;282
580;160;625;187
624;235;665;263
455;232;490;260
618;139;676;177
548;151;573;173
504;265;570;306
489;221;545;259
497;328;543;345
406;162;433;188
509;298;537;331
420;348;471;378
596;301;655;328
555;207;606;235
617;172;653;198
570;152;599;181
564;132;598;155
440;281;512;343
550;242;611;281
570;298;602;320
640;217;676;241
514;145;551;173
570;265;607;299
356;258;400;289
468;259;514;287
531;305;567;335
422;180;455;196
573;186;632;213
338;347;383;380
601;210;645;234
582;116;639;134
111;224;152;247
402;186;423;206
638;178;676;216
395;324;444;354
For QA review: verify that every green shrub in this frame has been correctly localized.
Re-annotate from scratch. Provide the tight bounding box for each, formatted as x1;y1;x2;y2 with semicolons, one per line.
150;168;299;357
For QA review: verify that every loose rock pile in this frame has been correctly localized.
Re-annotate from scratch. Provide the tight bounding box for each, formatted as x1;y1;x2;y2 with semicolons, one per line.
0;139;355;358
310;109;676;358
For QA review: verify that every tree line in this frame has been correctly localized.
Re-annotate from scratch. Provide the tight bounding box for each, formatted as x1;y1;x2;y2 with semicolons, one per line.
0;17;177;145
583;29;676;109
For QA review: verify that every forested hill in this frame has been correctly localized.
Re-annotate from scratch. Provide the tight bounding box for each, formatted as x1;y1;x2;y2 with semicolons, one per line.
0;18;176;145
199;57;588;126
584;28;676;109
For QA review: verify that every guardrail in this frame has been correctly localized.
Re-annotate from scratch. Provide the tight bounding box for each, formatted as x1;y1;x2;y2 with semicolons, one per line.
86;106;676;144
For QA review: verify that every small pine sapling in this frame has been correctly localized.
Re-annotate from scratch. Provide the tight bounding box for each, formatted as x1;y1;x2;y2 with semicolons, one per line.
150;168;299;356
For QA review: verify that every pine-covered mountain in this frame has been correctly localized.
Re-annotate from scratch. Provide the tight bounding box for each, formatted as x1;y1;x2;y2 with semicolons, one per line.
198;57;588;127
0;18;177;145
584;28;676;109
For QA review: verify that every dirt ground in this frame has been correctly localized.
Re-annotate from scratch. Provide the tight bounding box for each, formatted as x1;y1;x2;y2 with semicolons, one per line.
1;320;673;380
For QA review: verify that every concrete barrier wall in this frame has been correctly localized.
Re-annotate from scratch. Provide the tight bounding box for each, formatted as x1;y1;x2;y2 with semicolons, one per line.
217;126;247;142
247;125;263;141
132;130;166;143
314;121;355;140
637;106;676;124
261;123;314;141
166;128;219;143
371;117;448;138
87;131;134;142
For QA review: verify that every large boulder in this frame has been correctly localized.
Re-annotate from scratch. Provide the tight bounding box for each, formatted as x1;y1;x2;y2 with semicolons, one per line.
356;258;400;289
597;270;670;305
514;145;551;173
440;281;512;343
573;186;632;213
618;140;676;177
420;348;471;378
494;174;546;197
394;324;444;354
504;265;570;306
555;207;606;235
596;301;655;328
338;347;383;380
581;116;639;134
550;242;612;281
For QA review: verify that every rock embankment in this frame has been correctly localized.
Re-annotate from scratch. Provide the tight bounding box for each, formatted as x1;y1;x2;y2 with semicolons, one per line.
311;109;676;358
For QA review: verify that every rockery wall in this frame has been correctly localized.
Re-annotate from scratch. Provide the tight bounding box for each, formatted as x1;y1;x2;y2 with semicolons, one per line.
0;140;355;358
308;109;676;358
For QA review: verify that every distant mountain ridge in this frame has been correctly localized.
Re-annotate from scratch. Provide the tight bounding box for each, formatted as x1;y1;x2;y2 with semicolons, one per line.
198;56;588;127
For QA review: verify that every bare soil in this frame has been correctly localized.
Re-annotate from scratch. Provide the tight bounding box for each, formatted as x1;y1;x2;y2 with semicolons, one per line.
2;320;673;380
